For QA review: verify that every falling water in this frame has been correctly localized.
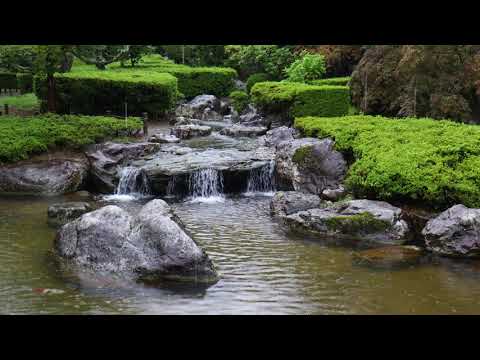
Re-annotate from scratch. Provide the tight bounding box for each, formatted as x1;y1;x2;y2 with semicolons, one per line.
245;160;276;196
188;168;224;203
116;167;151;196
166;176;178;197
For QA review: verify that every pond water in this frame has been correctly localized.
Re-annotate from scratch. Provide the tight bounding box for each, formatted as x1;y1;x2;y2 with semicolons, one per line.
3;192;480;315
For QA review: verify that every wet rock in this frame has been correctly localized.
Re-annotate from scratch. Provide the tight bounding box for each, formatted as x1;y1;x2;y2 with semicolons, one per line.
219;98;232;115
171;125;212;140
47;202;93;227
270;191;322;218
0;152;89;195
55;200;218;283
149;133;180;144
219;124;268;138
284;199;411;245
422;204;480;258
352;245;424;269
276;137;347;195
234;79;247;92
321;186;347;202
175;95;222;121
263;126;296;148
238;105;269;127
85;142;161;194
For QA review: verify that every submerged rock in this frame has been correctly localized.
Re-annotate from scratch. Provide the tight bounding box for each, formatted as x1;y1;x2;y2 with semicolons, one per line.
422;204;480;258
48;202;93;227
85;141;161;193
270;191;322;218
284;199;411;245
353;245;424;269
276;137;347;195
219;124;268;138
55;200;218;283
0;152;89;195
171;125;212;140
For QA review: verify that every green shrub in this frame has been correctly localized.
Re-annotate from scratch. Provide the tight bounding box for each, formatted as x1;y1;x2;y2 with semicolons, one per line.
0;93;39;110
246;73;270;93
295;115;480;209
230;90;249;113
310;77;351;87
16;73;34;93
0;114;142;163
284;53;326;83
0;72;17;90
251;81;350;117
35;70;178;116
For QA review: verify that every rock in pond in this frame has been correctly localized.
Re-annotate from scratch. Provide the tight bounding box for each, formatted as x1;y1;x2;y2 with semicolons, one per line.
422;204;480;258
352;245;424;269
55;199;218;284
220;124;268;138
284;199;411;245
48;202;93;227
149;133;180;144
270;191;322;218
85;142;161;194
276;137;347;195
0;151;89;195
171;125;212;140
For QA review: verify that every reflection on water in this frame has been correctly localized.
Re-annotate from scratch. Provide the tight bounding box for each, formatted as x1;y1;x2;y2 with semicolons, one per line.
2;193;480;314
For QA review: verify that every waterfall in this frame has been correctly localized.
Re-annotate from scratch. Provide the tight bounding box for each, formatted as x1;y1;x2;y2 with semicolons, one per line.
116;167;151;196
245;160;276;196
188;168;224;203
166;176;178;197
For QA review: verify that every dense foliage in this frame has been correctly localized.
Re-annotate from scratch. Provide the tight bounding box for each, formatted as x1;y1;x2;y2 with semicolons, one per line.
229;90;249;113
156;45;226;66
251;81;350;117
0;114;141;163
295;115;480;209
0;45;37;72
246;73;270;93
310;77;351;86
284;53;327;83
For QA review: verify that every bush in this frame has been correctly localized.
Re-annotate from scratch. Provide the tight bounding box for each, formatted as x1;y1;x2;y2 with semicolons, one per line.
230;90;249;113
0;114;142;163
251;81;350;118
310;77;351;87
16;73;34;93
35;70;178;116
246;73;270;93
0;71;17;90
0;45;37;73
294;115;480;209
284;53;326;83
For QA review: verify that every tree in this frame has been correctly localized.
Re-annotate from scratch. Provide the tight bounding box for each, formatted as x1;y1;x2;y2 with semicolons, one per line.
71;45;131;70
0;45;37;72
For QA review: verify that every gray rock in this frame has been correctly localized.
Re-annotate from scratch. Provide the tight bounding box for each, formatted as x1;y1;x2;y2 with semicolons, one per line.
264;126;296;148
322;186;347;202
422;204;480;258
48;202;93;227
284;199;411;245
234;79;247;91
85;142;161;194
0;152;89;195
175;95;221;120
149;133;180;144
219;124;268;138
270;191;322;217
239;105;268;127
171;125;212;140
276;137;347;195
55;200;218;283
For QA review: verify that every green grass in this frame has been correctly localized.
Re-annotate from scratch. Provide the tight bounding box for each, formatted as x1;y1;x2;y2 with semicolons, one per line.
0;114;142;163
295;115;480;209
0;93;39;110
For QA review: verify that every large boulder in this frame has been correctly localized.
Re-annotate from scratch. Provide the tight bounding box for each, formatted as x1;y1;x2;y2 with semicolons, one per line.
263;126;296;148
276;137;347;195
284;199;411;245
175;95;223;121
55;200;218;283
270;191;322;218
47;202;93;227
0;152;89;195
148;133;180;144
219;124;268;138
171;125;212;140
422;204;480;258
85;142;160;193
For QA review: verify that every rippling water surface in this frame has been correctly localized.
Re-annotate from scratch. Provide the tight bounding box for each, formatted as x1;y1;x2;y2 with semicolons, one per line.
3;193;480;314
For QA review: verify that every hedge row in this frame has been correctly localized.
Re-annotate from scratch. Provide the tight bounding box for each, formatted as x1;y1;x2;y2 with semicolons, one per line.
0;114;142;163
251;81;350;117
295;115;480;209
0;72;34;93
35;70;178;116
309;77;351;87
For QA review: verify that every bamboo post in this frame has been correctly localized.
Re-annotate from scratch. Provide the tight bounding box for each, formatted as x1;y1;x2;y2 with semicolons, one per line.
142;112;149;137
4;104;9;115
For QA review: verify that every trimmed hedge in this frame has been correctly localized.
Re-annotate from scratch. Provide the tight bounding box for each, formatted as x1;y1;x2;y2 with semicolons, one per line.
251;81;350;117
229;90;249;113
0;71;17;90
309;77;351;87
35;70;178;116
295;115;480;209
0;93;39;110
246;73;270;93
0;114;142;163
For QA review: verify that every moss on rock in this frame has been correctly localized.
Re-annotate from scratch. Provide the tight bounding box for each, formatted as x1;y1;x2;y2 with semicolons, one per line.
325;212;390;234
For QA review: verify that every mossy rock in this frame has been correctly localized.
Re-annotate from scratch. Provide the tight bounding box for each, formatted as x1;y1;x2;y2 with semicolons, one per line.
325;212;390;234
292;145;314;166
352;245;425;269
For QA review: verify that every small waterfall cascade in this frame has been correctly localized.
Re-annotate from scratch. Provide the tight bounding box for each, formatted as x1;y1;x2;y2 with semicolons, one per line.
166;176;178;197
245;160;276;195
188;168;224;202
116;167;151;196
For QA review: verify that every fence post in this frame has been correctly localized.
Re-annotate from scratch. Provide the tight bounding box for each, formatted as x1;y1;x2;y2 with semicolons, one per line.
142;112;149;138
4;104;9;115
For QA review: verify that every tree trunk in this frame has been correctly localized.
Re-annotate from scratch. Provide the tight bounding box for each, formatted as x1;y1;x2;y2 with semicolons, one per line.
47;74;56;113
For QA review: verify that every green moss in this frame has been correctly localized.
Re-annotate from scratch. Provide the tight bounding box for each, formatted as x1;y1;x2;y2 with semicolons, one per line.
309;77;351;87
295;115;480;209
250;81;350;117
292;145;314;165
229;90;249;113
325;212;390;234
